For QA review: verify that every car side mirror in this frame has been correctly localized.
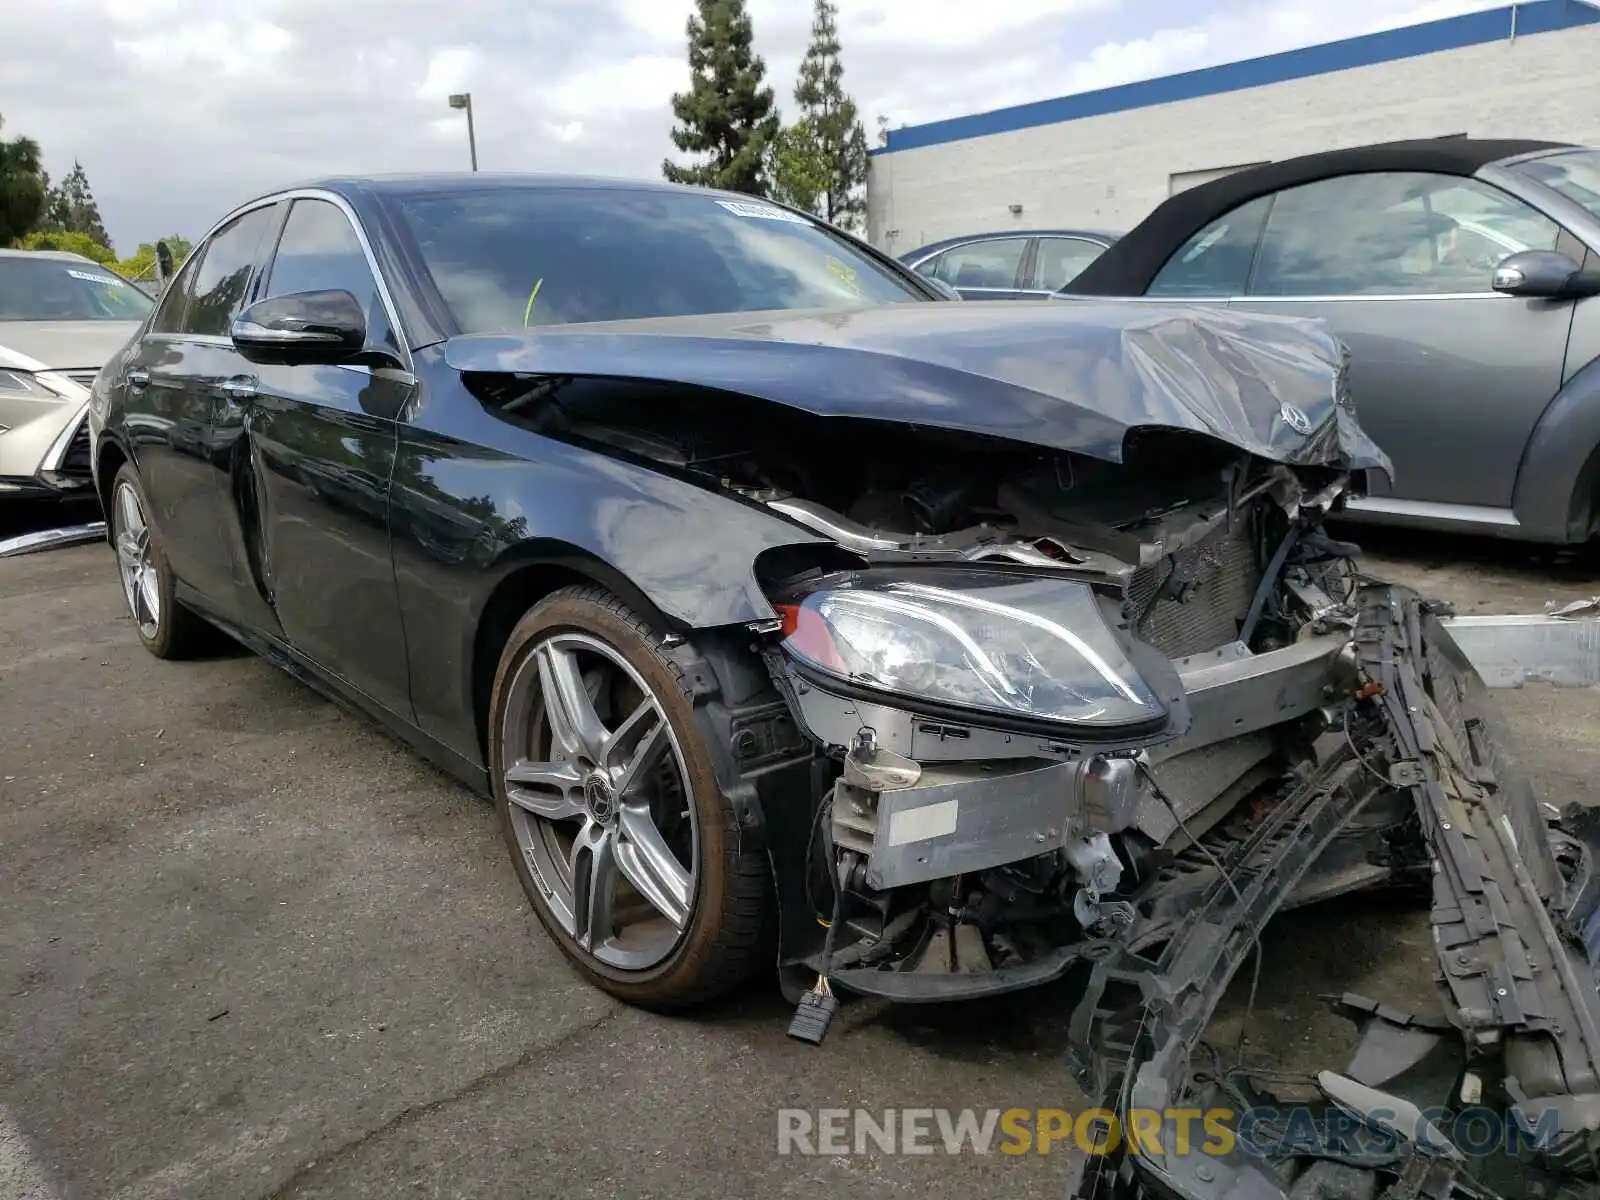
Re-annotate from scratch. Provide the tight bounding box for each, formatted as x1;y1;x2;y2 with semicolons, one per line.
231;290;368;365
1491;250;1600;300
925;277;963;301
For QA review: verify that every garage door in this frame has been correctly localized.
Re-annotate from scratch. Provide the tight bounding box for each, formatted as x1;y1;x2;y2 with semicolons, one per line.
1168;161;1271;195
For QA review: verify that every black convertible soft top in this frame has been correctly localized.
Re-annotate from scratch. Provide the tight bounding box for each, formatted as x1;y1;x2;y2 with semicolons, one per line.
1066;137;1577;295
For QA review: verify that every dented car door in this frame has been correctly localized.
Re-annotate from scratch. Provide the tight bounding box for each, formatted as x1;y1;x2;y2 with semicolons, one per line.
126;202;282;612
212;195;415;719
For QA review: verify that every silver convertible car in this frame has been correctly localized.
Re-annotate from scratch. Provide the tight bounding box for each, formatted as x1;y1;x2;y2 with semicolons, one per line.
0;248;150;501
1065;138;1600;544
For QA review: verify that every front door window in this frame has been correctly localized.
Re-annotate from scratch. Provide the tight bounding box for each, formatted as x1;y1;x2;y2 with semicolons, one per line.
1249;172;1560;297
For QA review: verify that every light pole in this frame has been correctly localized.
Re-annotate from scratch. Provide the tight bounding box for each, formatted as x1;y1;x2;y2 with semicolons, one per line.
448;92;478;172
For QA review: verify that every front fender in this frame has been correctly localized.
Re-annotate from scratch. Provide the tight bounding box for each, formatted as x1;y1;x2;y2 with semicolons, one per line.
388;392;835;764
1514;353;1600;543
392;430;832;621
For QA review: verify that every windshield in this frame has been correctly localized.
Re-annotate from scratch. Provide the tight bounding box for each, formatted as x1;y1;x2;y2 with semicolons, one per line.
0;256;153;321
392;186;926;333
1514;149;1600;225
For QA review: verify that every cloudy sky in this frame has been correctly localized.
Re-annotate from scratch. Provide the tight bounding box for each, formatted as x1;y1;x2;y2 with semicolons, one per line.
5;0;1512;252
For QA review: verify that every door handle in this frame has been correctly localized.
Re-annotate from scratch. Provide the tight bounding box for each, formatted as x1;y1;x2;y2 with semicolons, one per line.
126;368;150;390
220;376;258;400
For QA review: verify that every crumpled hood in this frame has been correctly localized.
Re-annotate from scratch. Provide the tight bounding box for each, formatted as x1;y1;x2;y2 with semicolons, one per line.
442;301;1393;476
0;320;141;372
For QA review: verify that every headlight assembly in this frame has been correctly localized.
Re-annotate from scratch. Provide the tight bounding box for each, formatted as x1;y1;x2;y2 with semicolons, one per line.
774;571;1167;734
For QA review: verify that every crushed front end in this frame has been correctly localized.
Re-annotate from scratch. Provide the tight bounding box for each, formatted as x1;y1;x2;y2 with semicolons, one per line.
756;452;1405;1005
751;445;1600;1195
734;400;1600;1196
456;295;1599;1194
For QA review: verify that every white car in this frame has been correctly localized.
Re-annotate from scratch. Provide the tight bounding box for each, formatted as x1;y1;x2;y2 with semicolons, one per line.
0;248;150;501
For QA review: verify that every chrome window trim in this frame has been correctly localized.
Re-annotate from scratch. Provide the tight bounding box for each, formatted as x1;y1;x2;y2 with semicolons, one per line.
149;188;414;373
141;332;234;347
1136;290;1516;303
1237;291;1513;302
230;321;343;345
1342;496;1521;529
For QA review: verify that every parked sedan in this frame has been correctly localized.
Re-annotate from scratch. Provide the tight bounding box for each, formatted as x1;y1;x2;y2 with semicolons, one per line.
86;174;1600;1200
0;249;150;500
1065;137;1600;544
900;228;1118;298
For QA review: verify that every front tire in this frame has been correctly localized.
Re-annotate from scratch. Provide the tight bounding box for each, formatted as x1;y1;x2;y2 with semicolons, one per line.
109;463;208;659
488;585;771;1009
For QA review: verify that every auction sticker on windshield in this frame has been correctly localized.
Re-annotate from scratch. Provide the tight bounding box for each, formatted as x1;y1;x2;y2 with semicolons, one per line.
716;199;810;224
827;257;864;295
66;269;125;287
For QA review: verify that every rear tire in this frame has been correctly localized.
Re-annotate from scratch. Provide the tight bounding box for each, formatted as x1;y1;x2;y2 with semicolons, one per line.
488;585;771;1009
109;463;209;659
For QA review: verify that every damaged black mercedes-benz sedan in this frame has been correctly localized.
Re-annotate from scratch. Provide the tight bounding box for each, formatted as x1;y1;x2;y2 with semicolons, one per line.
89;176;1600;1199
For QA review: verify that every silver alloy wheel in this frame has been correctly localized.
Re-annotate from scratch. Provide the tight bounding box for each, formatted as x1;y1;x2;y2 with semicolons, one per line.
502;631;698;971
113;480;160;639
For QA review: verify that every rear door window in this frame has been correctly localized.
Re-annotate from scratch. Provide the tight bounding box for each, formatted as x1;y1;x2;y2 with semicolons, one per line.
1032;237;1109;290
148;253;203;335
929;238;1029;290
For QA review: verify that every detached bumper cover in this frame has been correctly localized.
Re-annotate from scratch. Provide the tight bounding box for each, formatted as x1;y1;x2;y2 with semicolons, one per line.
1068;585;1600;1200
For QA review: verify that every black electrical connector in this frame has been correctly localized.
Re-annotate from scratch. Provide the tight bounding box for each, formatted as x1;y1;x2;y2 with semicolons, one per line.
788;855;848;1046
786;988;838;1044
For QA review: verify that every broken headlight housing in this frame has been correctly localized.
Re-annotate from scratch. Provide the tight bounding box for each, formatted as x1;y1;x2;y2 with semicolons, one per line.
775;570;1167;735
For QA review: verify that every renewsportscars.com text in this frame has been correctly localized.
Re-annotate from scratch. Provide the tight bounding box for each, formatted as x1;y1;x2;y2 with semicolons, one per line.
775;1106;1562;1158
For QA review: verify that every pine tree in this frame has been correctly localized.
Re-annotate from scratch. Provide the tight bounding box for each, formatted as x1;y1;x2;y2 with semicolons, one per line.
41;161;111;252
768;122;827;213
663;0;780;196
0;115;46;246
793;0;868;229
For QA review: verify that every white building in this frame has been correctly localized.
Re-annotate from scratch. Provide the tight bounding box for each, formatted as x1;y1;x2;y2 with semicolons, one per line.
866;0;1600;254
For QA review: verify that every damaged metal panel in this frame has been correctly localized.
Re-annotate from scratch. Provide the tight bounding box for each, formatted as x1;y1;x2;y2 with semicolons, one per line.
1069;589;1600;1199
1440;606;1600;688
0;521;106;557
443;301;1393;473
1160;634;1349;754
842;758;1081;889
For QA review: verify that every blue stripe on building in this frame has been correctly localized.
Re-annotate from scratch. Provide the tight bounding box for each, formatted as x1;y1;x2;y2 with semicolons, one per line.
872;0;1600;156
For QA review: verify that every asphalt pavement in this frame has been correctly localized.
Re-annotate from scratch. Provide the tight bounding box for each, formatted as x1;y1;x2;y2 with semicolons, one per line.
4;501;1600;1199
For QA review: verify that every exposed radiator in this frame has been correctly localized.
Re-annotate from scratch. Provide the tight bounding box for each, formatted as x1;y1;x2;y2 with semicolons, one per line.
1126;516;1262;660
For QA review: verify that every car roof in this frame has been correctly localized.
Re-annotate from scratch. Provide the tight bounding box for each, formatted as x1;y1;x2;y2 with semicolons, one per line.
0;248;97;263
294;172;798;207
1068;136;1581;295
900;228;1121;262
